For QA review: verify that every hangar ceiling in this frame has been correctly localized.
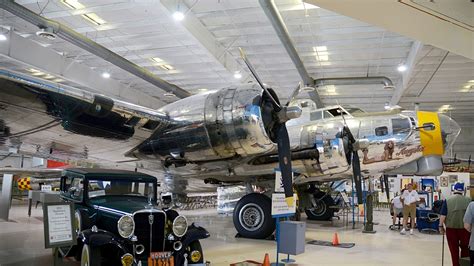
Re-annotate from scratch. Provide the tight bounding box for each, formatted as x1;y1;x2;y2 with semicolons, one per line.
0;1;472;126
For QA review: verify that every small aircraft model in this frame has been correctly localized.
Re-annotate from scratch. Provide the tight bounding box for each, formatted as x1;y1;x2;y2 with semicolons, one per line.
0;47;460;239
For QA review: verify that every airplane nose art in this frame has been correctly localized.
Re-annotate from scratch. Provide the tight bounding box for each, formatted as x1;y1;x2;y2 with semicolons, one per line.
416;111;443;156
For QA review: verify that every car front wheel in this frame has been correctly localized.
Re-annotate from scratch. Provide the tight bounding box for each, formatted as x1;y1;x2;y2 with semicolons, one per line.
80;244;100;266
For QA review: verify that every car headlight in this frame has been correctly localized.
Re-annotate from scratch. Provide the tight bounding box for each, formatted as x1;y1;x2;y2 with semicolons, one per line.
74;211;81;233
117;215;135;238
172;215;188;237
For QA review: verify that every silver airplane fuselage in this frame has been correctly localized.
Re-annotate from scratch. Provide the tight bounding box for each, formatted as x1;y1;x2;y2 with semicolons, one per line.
154;88;460;185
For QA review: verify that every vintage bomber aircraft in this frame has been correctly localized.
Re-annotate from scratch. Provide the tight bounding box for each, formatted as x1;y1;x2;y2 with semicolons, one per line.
0;64;460;239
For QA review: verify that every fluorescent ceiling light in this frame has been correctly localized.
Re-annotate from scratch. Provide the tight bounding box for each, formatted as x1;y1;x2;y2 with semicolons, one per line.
82;13;106;26
438;104;453;112
31;71;45;76
52;78;64;83
316;54;328;61
326;85;336;93
233;71;242;79
303;2;319;9
164;93;175;97
0;34;7;41
461;85;473;92
397;64;407;72
172;11;185;21
319;62;332;66
43;74;55;79
468;80;474;83
292;2;320;11
102;72;111;78
160;64;174;71
151;57;163;63
313;46;327;52
27;68;41;73
61;0;85;10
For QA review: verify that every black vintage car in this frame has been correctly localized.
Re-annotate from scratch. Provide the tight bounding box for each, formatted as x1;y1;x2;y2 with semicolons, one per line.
58;168;209;266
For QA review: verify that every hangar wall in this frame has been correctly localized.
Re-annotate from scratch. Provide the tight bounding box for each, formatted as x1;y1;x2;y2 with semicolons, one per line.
452;126;474;159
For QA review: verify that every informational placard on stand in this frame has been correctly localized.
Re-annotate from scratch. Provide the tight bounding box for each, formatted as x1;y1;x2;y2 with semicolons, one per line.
271;193;296;216
43;202;76;248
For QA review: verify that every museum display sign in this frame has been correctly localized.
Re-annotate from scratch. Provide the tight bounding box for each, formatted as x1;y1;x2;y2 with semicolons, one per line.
43;202;76;249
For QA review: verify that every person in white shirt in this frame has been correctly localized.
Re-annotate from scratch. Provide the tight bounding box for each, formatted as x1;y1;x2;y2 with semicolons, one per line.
391;193;404;226
400;183;420;235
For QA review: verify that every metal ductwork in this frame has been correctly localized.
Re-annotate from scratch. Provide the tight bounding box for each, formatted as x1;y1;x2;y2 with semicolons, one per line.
314;76;394;88
259;0;323;108
0;0;190;99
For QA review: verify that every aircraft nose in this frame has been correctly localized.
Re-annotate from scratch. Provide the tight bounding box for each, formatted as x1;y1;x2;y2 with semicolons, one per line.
438;113;461;154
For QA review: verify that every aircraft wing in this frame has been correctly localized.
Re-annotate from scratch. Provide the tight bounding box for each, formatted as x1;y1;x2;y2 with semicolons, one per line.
0;167;63;178
443;155;472;165
0;69;171;167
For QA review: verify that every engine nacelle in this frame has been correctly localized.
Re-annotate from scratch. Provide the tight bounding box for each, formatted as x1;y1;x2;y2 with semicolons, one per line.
136;86;276;162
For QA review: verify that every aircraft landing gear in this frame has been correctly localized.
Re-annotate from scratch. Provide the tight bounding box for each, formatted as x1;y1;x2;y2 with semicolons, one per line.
305;195;335;221
233;193;275;239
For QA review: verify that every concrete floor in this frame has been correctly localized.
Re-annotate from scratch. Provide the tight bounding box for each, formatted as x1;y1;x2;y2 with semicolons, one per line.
0;200;449;266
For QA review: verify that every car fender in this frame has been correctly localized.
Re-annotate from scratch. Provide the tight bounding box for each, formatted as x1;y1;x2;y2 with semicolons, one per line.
181;223;210;249
78;229;129;254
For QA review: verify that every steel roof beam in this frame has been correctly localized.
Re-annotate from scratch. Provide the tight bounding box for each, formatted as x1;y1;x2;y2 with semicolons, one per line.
0;0;191;99
158;0;241;83
259;0;324;108
0;30;165;108
389;40;423;106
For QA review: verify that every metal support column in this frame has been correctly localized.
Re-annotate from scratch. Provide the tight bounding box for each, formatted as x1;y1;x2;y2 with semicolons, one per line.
0;174;13;221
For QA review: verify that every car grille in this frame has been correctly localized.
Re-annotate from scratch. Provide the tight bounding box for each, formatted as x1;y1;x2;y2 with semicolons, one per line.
133;210;166;258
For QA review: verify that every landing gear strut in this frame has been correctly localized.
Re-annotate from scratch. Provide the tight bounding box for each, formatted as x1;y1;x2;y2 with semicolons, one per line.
305;194;335;221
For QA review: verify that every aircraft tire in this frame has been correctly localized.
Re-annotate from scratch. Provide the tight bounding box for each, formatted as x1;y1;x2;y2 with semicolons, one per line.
233;193;275;239
305;195;335;221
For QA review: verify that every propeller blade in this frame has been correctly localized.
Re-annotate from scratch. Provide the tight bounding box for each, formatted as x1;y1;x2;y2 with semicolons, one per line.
239;47;296;207
276;123;294;206
238;47;280;108
351;150;364;205
383;175;390;202
285;82;302;107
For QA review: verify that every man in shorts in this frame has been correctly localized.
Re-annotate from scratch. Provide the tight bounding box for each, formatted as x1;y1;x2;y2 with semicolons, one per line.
400;183;419;235
391;192;404;226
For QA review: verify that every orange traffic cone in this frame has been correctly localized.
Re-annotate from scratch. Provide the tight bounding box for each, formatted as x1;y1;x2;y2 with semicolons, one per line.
263;253;270;266
332;232;340;246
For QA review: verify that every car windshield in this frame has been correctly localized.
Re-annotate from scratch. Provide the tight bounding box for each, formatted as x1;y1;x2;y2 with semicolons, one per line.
88;179;154;198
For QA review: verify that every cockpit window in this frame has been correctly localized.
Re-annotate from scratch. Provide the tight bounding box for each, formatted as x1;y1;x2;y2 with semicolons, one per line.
392;118;411;135
310;111;323;120
323;110;333;119
375;126;388;136
327;108;348;117
344;107;365;115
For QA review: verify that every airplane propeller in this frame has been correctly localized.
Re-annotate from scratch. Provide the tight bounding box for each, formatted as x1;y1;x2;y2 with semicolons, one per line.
239;48;301;207
340;125;364;205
